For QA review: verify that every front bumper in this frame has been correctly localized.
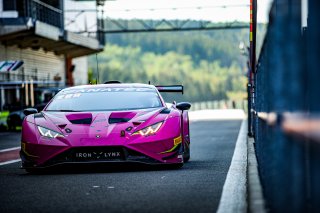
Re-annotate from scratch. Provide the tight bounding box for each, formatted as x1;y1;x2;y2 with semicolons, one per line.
20;142;183;169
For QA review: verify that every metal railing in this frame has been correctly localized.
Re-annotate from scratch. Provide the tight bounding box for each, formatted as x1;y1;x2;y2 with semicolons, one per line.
252;0;320;212
0;71;38;82
25;0;63;29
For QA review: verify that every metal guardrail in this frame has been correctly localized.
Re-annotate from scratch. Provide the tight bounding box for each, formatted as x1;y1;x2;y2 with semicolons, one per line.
252;0;320;212
190;100;247;112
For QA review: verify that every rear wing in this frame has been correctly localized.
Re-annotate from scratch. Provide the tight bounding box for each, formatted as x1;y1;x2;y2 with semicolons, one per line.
155;85;184;94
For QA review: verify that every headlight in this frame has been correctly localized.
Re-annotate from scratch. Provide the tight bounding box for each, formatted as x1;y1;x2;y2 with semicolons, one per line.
132;122;163;136
37;126;64;138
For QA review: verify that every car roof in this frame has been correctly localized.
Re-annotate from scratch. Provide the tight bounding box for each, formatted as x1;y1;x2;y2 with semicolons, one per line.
61;83;157;92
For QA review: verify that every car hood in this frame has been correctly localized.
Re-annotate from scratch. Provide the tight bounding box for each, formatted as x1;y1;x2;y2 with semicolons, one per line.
27;107;179;140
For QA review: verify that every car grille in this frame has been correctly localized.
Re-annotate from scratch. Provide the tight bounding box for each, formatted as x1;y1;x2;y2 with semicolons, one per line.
42;146;159;167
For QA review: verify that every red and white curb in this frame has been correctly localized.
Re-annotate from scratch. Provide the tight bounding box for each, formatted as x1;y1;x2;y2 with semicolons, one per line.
0;147;21;166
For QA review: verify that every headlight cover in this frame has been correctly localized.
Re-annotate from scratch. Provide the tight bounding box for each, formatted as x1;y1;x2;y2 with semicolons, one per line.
37;126;64;138
132;122;163;136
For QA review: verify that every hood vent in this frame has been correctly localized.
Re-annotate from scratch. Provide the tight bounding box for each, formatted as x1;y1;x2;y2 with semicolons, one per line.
69;118;92;124
133;121;144;126
108;111;136;124
160;108;171;114
58;124;67;129
66;113;93;125
109;117;131;124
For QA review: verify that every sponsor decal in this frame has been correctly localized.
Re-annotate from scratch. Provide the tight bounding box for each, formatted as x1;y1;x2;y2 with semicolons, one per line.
56;93;81;100
75;151;122;159
94;119;107;123
62;87;154;94
174;135;182;146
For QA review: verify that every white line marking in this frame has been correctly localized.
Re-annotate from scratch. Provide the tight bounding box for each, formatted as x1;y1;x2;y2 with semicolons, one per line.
216;119;247;213
0;159;21;166
0;146;20;153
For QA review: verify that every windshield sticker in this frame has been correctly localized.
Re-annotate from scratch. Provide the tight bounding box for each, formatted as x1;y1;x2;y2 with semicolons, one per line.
56;93;82;100
61;88;154;94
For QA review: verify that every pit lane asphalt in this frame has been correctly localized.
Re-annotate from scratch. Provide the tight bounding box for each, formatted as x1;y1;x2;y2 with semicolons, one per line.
0;119;242;213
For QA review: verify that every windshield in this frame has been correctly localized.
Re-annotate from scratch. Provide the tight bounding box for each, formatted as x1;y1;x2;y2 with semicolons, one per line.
45;87;163;111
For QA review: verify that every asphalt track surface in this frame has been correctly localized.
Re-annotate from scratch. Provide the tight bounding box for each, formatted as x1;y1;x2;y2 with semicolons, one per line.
0;119;242;213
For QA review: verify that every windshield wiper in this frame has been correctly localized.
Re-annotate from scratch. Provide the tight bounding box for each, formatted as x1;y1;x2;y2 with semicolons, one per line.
46;110;83;112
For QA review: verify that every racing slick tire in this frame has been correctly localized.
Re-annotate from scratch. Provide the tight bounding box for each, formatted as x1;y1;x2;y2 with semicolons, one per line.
183;143;190;163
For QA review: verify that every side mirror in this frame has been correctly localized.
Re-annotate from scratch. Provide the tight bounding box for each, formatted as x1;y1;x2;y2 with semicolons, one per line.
176;102;191;111
23;108;38;116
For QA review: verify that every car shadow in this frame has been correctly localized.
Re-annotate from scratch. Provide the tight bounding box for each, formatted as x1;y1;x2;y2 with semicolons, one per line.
21;162;184;175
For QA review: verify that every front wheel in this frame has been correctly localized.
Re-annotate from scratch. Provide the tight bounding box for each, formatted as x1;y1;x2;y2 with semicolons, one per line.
183;142;190;163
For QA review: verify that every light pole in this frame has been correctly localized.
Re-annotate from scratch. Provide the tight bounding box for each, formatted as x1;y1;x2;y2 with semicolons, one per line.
247;0;257;137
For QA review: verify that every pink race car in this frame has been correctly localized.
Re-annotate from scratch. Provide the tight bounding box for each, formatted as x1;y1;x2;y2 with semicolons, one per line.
20;83;191;172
